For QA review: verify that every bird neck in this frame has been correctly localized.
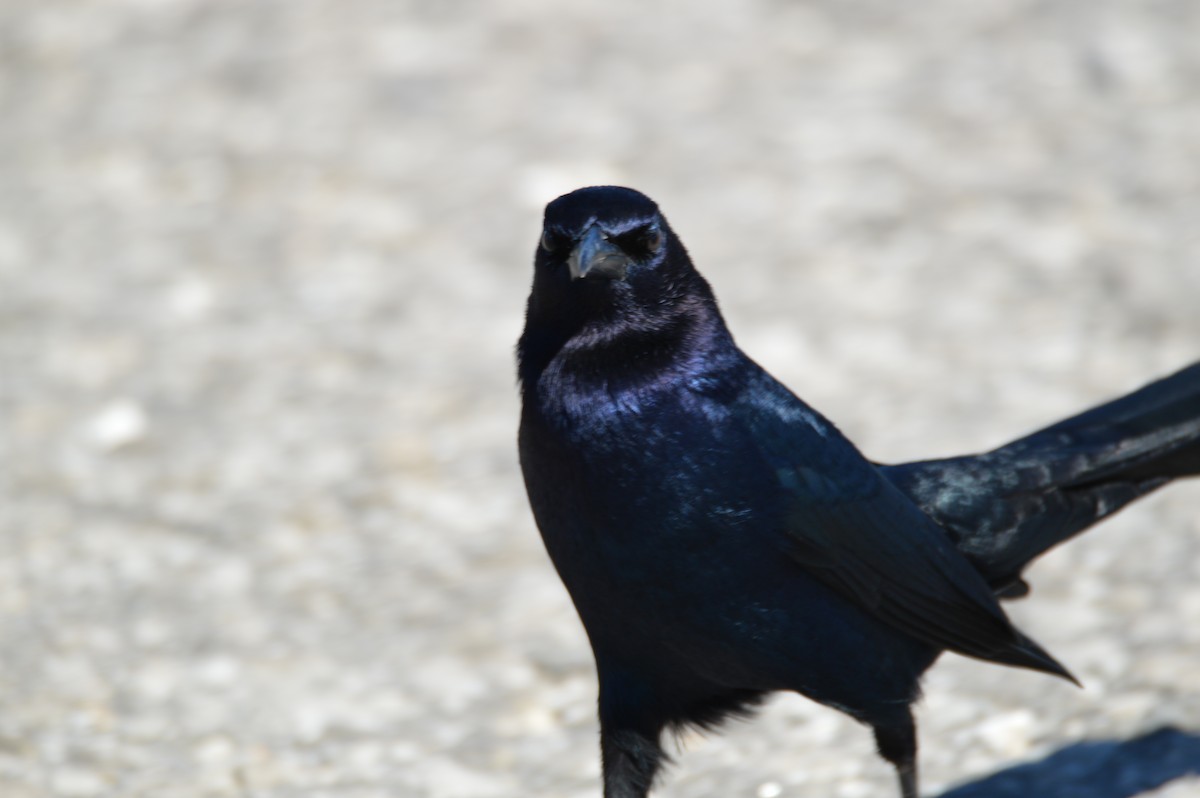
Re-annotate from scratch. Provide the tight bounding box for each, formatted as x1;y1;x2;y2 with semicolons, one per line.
518;283;735;402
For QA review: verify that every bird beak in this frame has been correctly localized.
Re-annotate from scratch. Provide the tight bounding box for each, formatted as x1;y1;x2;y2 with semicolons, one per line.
567;225;630;281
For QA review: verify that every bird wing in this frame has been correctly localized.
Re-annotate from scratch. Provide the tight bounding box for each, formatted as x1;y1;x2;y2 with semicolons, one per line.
731;371;1075;682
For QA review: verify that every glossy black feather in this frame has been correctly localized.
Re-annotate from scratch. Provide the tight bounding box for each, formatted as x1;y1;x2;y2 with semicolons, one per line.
729;370;1074;681
884;362;1200;595
517;186;1200;798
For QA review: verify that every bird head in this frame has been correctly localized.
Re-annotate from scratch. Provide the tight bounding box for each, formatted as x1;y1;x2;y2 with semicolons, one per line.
537;186;667;282
519;186;728;386
527;186;709;322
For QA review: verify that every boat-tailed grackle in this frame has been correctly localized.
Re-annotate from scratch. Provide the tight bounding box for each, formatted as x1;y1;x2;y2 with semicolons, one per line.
517;186;1200;798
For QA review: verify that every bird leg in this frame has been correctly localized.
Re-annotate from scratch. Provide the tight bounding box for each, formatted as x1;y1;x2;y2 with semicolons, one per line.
895;761;919;798
873;713;919;798
600;725;665;798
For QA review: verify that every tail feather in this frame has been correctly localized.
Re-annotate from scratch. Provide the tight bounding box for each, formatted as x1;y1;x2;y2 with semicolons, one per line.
1039;362;1200;486
883;362;1200;594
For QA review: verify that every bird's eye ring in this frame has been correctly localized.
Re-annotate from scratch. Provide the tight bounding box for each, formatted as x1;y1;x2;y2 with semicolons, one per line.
540;229;561;253
644;228;665;254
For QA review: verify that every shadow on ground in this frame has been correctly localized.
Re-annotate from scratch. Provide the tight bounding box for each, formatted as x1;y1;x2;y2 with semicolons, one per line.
941;727;1200;798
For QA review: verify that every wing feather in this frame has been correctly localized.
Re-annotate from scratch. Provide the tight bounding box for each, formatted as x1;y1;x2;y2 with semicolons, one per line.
735;374;1075;682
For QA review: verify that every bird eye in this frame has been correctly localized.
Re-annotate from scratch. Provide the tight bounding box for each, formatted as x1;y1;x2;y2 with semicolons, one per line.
644;227;665;255
540;229;562;253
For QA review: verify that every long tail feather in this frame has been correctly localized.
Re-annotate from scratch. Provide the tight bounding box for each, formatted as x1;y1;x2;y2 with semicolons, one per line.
883;362;1200;593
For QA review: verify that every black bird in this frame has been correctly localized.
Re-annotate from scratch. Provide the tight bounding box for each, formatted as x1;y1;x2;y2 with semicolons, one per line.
516;186;1200;798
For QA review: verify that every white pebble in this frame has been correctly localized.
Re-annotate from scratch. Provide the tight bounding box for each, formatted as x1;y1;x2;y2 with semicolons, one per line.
85;399;147;450
757;780;783;798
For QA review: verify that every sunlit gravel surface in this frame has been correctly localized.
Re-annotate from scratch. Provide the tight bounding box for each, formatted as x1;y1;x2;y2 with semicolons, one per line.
3;1;1199;796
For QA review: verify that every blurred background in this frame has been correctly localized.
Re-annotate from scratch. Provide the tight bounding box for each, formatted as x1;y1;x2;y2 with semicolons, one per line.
2;0;1199;796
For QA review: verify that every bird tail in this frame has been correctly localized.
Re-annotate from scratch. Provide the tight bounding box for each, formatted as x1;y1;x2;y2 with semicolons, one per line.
1030;362;1200;487
884;362;1200;594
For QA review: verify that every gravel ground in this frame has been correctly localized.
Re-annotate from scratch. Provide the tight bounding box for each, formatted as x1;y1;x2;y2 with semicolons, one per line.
3;1;1199;796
